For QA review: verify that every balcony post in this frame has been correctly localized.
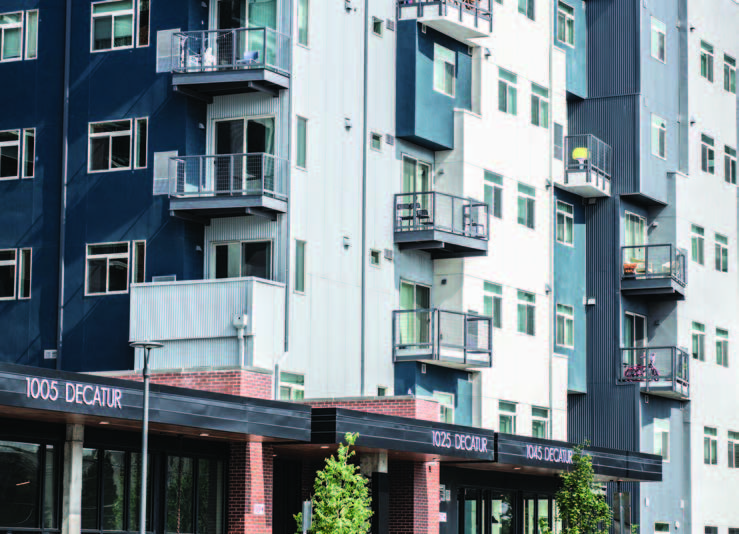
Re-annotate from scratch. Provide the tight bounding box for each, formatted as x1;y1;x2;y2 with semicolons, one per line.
463;313;468;365
392;312;397;363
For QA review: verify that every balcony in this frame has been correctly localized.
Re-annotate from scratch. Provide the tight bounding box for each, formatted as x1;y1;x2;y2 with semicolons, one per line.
562;135;612;198
171;28;290;100
619;347;690;400
397;1;493;44
129;277;285;371
168;153;288;222
621;245;686;300
392;309;492;368
394;192;489;258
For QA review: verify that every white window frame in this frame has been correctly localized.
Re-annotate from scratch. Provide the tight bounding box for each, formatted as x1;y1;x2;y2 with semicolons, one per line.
701;40;715;82
651;114;666;159
517;290;536;336
556;303;574;348
0;129;21;180
532;407;549;438
484;281;502;329
434;391;455;424
371;16;383;37
484;171;503;220
499;401;517;434
0;11;24;63
701;134;715;174
728;431;739;469
556;200;574;246
691;224;705;265
692;321;705;361
433;43;456;98
557;2;575;47
369;249;381;267
24;10;38;60
131;240;146;284
725;54;737;94
18;248;31;300
88;119;134;173
704;427;718;465
295;240;306;293
715;233;729;273
134;117;148;169
136;0;150;48
90;0;136;53
716;328;729;367
85;241;131;296
0;249;18;300
370;132;383;152
654;418;670;461
297;0;309;47
209;238;274;280
651;18;666;63
498;69;518;115
517;183;536;230
725;145;737;185
22;128;35;179
279;371;305;400
531;84;549;128
296;116;308;170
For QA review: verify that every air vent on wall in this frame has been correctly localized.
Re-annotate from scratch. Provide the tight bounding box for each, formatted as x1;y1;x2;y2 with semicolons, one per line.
385;134;395;146
44;350;57;360
386;19;395;31
383;248;394;261
152;275;177;282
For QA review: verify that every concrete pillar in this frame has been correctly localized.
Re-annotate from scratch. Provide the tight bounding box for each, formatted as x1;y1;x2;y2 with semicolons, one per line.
61;424;84;534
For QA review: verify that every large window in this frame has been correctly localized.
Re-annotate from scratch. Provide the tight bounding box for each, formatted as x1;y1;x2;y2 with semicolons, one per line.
728;431;739;469
399;281;431;346
651;18;666;62
402;155;432;194
517;183;535;229
499;401;517;434
297;0;309;46
0;440;57;531
0;129;20;179
484;171;503;219
517;290;535;336
556;201;573;245
726;54;737;94
530;84;549;128
518;0;535;20
725;145;737;184
91;0;135;52
716;328;729;367
651;114;666;159
704;427;718;465
86;242;130;295
692;321;705;361
701;41;714;82
555;304;574;348
279;372;305;400
715;233;728;273
498;68;518;115
89;119;147;173
213;240;272;280
433;44;455;97
1;248;32;300
25;10;38;59
691;224;705;265
557;2;574;46
532;407;548;438
0;12;23;62
654;419;670;460
484;281;502;329
701;134;715;174
434;392;455;424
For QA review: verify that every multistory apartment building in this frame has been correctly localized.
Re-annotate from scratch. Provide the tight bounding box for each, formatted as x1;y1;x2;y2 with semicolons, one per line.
0;0;734;533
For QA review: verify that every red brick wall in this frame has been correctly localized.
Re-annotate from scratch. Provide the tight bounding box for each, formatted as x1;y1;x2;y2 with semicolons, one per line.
388;461;440;534
308;397;440;422
118;368;273;399
229;442;273;534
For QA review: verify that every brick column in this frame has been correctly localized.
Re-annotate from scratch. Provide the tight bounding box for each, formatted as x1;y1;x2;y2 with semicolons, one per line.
413;461;440;534
229;442;273;534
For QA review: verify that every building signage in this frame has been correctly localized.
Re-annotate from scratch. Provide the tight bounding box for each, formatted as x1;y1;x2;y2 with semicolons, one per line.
431;429;490;454
525;444;574;464
25;376;123;409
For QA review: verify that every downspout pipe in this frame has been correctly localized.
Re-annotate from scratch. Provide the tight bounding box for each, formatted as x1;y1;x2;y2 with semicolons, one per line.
548;0;555;437
359;0;370;397
56;0;73;370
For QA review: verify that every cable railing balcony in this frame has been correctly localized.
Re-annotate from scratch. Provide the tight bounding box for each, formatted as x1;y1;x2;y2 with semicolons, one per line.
563;135;612;197
393;309;492;368
619;346;690;400
397;0;493;41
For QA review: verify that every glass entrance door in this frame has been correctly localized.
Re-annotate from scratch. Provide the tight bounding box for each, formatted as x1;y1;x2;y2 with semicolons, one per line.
399;282;431;348
459;488;484;534
214;119;244;193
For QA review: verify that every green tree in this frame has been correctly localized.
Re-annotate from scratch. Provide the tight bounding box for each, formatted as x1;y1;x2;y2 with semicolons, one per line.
295;433;373;534
540;444;613;534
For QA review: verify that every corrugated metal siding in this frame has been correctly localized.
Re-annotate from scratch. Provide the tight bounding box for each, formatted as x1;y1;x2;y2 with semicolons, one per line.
586;0;640;98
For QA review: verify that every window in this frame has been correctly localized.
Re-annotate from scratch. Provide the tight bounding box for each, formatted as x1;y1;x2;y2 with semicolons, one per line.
131;240;145;284
0;130;20;179
214;240;272;280
729;431;739;468
517;290;535;336
0;248;32;300
137;0;149;47
554;123;564;160
716;328;729;367
499;401;517;434
651;115;666;159
655;523;670;533
91;0;135;52
369;249;381;266
701;134;715;174
434;392;454;424
704;427;718;465
297;0;309;46
691;225;705;265
484;171;503;219
433;44;455;97
279;372;305;400
532;407;548;438
25;10;38;59
705;528;718;534
18;248;31;299
0;12;22;61
134;118;147;169
498;69;518;115
399;281;431;346
654;419;670;461
22;128;35;178
725;55;737;94
484;282;502;329
701;41;714;82
715;234;729;273
370;132;382;152
725;145;737;184
557;2;574;46
402;155;432;194
692;322;705;361
518;0;535;20
377;386;388;397
651;18;666;62
372;16;383;36
296;116;307;169
86;243;130;295
517;183;535;229
556;201;574;245
295;240;306;292
88;120;133;172
531;84;549;128
556;304;574;348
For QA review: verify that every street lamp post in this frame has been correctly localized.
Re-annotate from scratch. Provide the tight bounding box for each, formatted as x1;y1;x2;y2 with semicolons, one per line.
130;340;164;534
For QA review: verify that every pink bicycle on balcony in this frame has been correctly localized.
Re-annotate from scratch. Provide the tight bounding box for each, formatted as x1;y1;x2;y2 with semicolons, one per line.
623;352;661;382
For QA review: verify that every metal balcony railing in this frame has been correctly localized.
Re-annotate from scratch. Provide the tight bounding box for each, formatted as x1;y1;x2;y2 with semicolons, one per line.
169;153;288;200
622;244;686;286
394;192;489;240
172;27;291;76
620;347;690;398
398;0;493;26
393;309;492;367
564;134;612;186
